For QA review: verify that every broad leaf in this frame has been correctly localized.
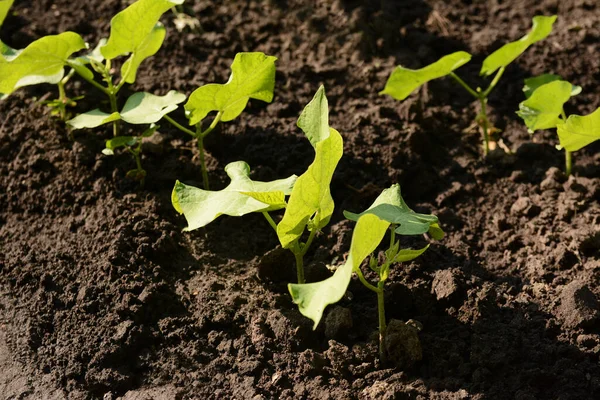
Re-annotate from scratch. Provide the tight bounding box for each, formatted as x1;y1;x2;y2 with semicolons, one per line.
0;0;13;26
276;86;343;248
0;32;86;94
120;91;186;124
69;38;108;81
344;184;444;238
67;109;120;129
516;80;572;132
523;74;581;99
394;244;430;263
101;0;182;79
172;161;297;231
380;51;471;101
556;108;600;152
288;184;403;328
185;52;277;125
480;15;557;76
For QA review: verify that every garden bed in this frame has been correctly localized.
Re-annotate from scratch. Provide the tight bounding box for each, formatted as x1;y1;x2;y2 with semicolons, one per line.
0;0;599;398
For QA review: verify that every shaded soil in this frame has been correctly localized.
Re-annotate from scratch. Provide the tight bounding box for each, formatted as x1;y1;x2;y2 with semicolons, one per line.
1;0;599;399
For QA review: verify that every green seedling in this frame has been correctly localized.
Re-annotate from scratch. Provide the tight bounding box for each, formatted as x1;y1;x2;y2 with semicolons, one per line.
67;90;186;183
516;74;598;176
162;52;276;189
172;86;343;284
288;184;443;362
0;0;182;129
0;0;14;56
381;15;557;156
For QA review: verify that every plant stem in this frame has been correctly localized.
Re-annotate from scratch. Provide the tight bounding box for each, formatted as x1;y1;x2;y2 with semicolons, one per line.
108;92;119;137
301;227;318;257
565;150;572;177
163;114;196;137
355;267;379;293
70;65;111;95
479;96;490;156
294;250;305;284
449;72;479;99
377;280;387;363
482;67;505;98
197;130;209;189
199;111;223;138
262;212;278;232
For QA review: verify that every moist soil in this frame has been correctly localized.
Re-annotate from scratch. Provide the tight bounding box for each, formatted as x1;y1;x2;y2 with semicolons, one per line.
1;0;599;399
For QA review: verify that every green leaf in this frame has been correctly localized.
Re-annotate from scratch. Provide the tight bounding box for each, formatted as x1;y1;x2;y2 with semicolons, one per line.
67;109;121;129
276;86;343;248
120;91;186;124
556;108;600;152
289;213;390;329
344;184;443;238
0;0;14;27
380;51;472;101
523;74;582;99
480;15;557;76
103;136;138;155
185;52;277;125
394;244;430;263
516;80;572;132
172;161;297;231
0;32;86;95
120;23;166;84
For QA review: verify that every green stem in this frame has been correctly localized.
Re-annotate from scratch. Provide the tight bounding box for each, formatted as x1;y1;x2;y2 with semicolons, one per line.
262;212;278;232
197;131;209;189
108;92;119;137
479;97;490;156
377;280;387;363
300;226;318;257
294;250;305;284
164;114;196;137
449;72;479;99
565;150;572;177
482;67;505;98
355;267;379;293
199;111;223;138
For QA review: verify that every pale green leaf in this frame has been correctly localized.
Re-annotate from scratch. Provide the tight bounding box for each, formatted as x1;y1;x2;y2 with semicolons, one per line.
523;74;581;99
380;51;472;100
103;136;138;155
481;15;557;76
120;90;186;124
172;161;297;231
276;86;343;248
0;0;14;26
343;184;443;238
101;0;182;60
0;32;86;94
556;108;600;152
516;80;572;132
69;38;107;80
394;244;430;263
120;23;165;84
185;52;277;125
240;191;287;208
67;109;121;129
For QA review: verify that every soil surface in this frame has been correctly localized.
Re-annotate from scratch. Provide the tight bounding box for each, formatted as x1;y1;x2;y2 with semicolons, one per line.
1;0;599;399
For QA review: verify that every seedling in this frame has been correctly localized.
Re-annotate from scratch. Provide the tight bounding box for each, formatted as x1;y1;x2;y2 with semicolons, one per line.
162;52;277;189
288;184;443;362
517;74;598;176
0;0;182;131
380;15;557;156
172;86;343;284
0;0;14;56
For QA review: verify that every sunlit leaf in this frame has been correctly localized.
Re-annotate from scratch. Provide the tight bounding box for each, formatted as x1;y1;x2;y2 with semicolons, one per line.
120;23;165;83
0;32;86;94
120;90;186;124
394;244;430;263
556;108;600;152
276;86;343;248
480;15;557;76
102;136;137;155
67;109;120;129
172;161;297;231
516;80;572;132
0;0;13;26
185;52;277;125
523;74;581;99
380;51;472;101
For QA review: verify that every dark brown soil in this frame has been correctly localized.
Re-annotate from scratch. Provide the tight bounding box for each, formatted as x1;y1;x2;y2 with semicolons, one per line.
1;0;599;399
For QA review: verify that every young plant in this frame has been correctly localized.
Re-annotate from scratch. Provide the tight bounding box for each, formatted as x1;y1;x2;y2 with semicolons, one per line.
0;0;182;129
0;0;14;56
172;86;343;284
162;52;277;189
67;90;186;182
288;184;443;362
380;15;557;156
517;74;599;176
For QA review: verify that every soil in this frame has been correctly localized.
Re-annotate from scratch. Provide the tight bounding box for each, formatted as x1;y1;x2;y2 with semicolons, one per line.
1;0;599;399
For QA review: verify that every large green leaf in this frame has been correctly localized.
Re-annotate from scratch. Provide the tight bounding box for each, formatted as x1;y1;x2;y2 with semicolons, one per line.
480;15;557;76
516;80;572;132
344;184;444;238
185;52;277;125
0;0;13;26
556;108;600;152
380;51;471;101
100;0;182;80
0;32;86;94
276;86;343;248
288;185;403;328
172;161;297;231
67;91;186;129
523;74;581;99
